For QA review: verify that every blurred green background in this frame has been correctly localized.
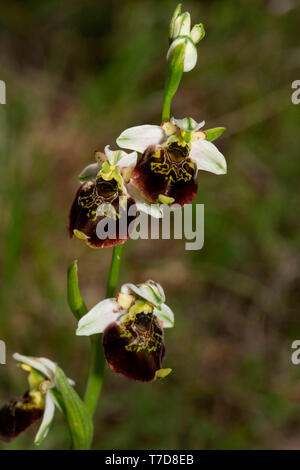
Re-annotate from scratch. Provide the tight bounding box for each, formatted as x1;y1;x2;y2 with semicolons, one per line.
0;0;300;450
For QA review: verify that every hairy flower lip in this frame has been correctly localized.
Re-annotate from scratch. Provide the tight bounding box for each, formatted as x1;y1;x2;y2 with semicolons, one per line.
0;354;74;445
68;181;137;249
131;144;198;206
0;392;44;443
70;145;140;248
76;281;174;382
102;317;166;382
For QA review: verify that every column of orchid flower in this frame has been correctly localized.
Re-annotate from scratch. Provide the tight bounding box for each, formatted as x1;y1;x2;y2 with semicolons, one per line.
0;5;227;450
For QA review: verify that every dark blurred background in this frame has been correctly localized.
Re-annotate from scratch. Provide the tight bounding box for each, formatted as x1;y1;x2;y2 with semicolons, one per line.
0;0;300;450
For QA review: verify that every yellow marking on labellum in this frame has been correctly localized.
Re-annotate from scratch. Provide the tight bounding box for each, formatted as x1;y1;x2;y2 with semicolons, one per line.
120;313;162;354
21;364;31;372
158;194;175;204
79;177;121;221
79;189;104;221
73;229;89;240
25;391;44;409
150;141;194;183
119;324;133;340
154;368;172;380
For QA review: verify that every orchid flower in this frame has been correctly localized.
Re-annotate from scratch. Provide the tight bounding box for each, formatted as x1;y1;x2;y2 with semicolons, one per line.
116;117;227;206
168;4;205;72
68;146;138;248
76;281;174;382
0;354;74;445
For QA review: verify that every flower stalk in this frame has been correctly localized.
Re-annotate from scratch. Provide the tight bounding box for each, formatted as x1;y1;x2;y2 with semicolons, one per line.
162;42;185;122
83;244;124;417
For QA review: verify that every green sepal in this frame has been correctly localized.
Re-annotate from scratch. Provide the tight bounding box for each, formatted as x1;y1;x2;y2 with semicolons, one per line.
48;388;66;414
55;366;93;450
67;260;88;320
190;23;205;44
169;3;182;43
204;127;226;141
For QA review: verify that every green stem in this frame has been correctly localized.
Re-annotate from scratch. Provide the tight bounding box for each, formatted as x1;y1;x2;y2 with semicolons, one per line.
84;244;124;416
105;244;124;298
84;335;105;416
161;90;173;123
161;42;185;122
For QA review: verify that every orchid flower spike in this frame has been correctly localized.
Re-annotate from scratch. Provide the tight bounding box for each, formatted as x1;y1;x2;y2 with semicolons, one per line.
68;146;137;248
0;354;74;445
77;280;174;382
168;4;205;72
117;117;227;206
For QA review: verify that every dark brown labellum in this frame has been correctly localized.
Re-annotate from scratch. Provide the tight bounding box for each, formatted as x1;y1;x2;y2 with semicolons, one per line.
132;144;198;206
103;313;166;382
0;391;43;442
68;178;137;248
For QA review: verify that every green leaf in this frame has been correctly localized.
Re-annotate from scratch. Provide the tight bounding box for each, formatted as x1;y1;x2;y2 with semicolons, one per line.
205;127;226;141
67;260;88;320
55;366;93;450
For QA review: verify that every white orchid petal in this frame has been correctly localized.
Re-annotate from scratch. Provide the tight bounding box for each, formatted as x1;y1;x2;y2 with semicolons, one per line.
34;391;55;445
78;163;101;183
13;354;56;382
171;117;205;132
126;182;164;218
121;281;165;307
136;202;164;219
154;303;174;328
117;125;166;153
104;145;137;168
190;23;205;44
36;358;57;378
167;37;198;73
37;358;75;386
117;151;138;169
173;12;191;38
190;139;227;175
183;38;198;72
12;354;74;386
76;299;123;336
104;145;118;165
